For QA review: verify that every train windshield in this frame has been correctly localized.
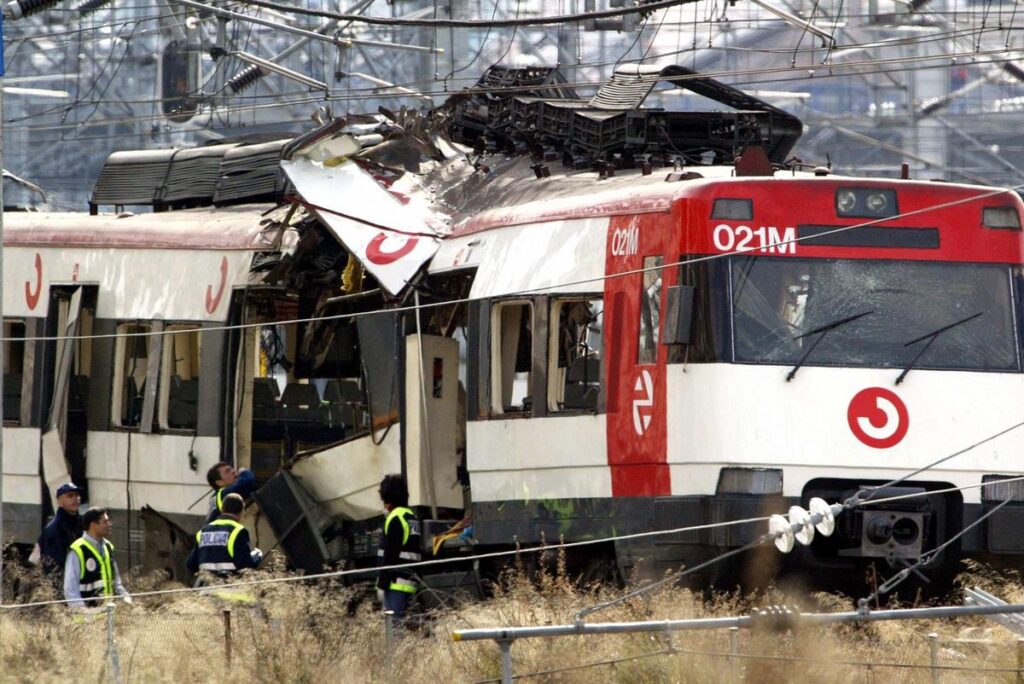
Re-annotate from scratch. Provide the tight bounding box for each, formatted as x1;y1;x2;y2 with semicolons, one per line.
730;257;1019;372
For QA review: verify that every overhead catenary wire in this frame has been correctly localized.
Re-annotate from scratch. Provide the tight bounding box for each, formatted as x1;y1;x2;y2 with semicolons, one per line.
4;42;1020;137
222;0;711;28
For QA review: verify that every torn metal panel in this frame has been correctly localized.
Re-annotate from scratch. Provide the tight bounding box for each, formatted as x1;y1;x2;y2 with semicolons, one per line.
253;469;343;573
282;155;443;295
281;142;446;296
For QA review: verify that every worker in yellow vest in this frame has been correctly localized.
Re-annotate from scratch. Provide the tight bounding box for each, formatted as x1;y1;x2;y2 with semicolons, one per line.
376;474;421;625
64;507;132;609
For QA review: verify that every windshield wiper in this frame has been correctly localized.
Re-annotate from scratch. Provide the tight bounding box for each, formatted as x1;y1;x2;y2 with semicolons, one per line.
895;311;983;385
786;310;873;382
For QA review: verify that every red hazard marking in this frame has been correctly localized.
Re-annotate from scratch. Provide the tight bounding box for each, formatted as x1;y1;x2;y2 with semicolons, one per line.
205;256;228;314
25;253;42;310
848;387;909;449
366;232;418;265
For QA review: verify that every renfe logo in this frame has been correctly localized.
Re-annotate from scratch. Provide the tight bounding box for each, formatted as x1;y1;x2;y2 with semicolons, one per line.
632;369;654;435
847;387;909;449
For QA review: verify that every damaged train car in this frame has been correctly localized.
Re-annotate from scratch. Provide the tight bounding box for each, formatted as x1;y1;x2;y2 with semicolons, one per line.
5;64;1024;592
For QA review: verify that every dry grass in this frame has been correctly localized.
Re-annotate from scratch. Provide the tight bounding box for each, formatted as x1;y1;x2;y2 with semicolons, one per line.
2;552;1022;683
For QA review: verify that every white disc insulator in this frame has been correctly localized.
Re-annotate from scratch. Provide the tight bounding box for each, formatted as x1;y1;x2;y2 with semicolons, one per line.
788;505;814;546
770;514;795;553
809;497;836;537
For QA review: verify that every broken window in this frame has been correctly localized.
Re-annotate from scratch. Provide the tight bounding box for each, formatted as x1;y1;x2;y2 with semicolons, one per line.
548;298;602;411
638;256;664;364
492;301;533;414
730;257;1019;371
113;323;151;428
159;325;201;431
3;320;25;425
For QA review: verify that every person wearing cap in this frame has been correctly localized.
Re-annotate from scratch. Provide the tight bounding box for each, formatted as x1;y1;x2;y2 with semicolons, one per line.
35;483;83;577
64;507;131;609
204;462;257;524
187;493;262;578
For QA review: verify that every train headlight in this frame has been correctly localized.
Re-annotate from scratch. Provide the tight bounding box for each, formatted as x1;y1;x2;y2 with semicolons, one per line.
865;192;888;213
836;189;857;214
835;187;898;218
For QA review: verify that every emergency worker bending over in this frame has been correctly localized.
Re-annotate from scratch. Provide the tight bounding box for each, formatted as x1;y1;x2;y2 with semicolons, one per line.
188;493;262;577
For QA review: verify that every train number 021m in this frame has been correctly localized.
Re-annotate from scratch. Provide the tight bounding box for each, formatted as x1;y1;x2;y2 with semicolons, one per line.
712;224;796;254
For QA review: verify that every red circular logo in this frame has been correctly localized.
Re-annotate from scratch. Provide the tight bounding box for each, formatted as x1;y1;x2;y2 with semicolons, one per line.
847;387;909;449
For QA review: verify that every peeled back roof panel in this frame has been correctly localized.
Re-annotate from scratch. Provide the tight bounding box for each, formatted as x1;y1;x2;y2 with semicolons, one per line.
587;66;662;110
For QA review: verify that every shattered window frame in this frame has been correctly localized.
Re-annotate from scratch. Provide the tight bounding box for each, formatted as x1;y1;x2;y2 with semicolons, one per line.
3;319;26;426
490;299;534;415
112;322;152;429
547;297;603;412
157;324;202;432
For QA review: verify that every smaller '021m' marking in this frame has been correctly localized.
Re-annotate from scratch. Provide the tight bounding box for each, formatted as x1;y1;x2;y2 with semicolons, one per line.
712;224;796;254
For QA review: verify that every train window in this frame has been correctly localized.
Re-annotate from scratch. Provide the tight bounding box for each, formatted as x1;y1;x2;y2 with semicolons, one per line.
159;325;201;431
491;301;533;414
731;257;1019;372
668;260;730;364
547;298;602;412
112;323;152;428
638;256;664;364
3;320;25;425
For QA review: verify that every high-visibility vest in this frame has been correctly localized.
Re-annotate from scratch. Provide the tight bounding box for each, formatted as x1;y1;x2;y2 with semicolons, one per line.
70;537;115;605
378;507;422;594
194;518;246;573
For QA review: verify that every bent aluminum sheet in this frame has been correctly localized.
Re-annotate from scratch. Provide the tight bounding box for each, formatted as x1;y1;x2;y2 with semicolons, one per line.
282;155;442;295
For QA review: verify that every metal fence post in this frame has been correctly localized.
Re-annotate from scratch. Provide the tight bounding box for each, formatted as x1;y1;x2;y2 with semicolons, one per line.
222;608;233;667
1016;637;1024;684
927;632;939;684
105;603;123;684
384;610;394;676
498;639;514;684
729;626;739;682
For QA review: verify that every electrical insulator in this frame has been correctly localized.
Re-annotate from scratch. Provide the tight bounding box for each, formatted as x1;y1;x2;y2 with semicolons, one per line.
8;0;62;20
226;65;265;94
75;0;112;13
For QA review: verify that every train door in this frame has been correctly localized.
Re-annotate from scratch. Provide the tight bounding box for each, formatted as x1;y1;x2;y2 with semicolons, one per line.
42;285;97;506
604;214;674;497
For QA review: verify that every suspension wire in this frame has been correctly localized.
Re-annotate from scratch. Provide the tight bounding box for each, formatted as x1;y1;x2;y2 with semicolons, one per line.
2;425;1021;610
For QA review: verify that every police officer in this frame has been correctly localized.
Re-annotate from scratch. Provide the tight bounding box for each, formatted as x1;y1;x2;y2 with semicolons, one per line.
377;474;421;623
64;507;131;609
187;493;262;577
204;462;257;524
36;483;83;577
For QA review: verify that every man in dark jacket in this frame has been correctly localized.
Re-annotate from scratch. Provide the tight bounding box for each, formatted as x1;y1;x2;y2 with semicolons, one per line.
36;483;83;577
377;474;421;624
204;462;257;524
188;493;262;577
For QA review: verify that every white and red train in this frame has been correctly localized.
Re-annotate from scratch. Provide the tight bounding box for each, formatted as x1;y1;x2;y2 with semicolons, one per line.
3;68;1023;590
